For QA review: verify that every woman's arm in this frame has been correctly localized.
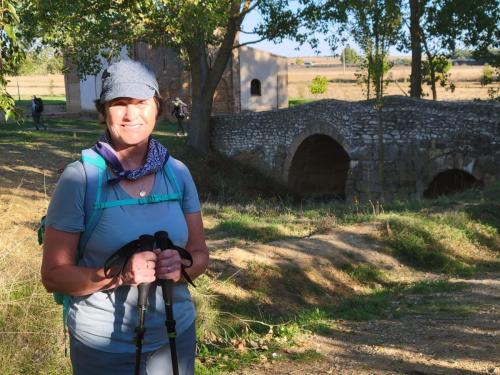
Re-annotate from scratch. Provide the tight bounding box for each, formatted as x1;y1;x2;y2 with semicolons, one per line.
41;227;157;296
156;212;209;282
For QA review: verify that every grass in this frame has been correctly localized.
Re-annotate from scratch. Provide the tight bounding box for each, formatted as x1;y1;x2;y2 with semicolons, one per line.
289;98;316;107
15;95;66;107
0;121;499;374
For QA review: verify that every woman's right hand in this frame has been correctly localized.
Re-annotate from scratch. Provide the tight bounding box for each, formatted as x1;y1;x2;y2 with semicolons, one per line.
120;251;158;286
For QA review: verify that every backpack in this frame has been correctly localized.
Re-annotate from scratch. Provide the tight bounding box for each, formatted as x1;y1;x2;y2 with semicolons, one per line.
35;98;44;113
38;147;184;318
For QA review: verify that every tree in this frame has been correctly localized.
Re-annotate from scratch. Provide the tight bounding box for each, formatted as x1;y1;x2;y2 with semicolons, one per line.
1;0;24;122
19;1;307;151
341;46;359;64
309;75;329;94
18;47;64;75
308;0;402;99
348;0;402;99
406;0;500;99
421;54;454;99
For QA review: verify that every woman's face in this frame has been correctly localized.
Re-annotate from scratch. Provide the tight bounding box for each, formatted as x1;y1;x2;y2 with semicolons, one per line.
105;97;158;150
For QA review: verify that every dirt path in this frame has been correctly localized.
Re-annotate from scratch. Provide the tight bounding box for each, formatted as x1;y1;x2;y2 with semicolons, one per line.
215;229;500;375
233;274;499;375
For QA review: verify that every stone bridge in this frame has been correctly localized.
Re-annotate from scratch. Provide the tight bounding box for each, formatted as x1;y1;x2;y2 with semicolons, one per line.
210;96;500;201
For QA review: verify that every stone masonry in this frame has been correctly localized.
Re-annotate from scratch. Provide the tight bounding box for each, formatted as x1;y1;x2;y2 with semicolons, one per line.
210;96;500;201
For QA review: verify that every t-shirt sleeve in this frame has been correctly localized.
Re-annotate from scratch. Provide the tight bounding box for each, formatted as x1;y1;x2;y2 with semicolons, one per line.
45;161;86;233
170;158;201;214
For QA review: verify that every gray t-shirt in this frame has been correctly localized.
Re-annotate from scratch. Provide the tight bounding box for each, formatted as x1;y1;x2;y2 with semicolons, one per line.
45;156;201;353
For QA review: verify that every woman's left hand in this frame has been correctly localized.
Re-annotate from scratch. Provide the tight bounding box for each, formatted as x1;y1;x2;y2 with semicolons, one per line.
154;249;182;282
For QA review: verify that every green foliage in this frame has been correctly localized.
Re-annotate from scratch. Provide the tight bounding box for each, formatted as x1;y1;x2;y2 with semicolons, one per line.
1;0;25;123
426;0;500;64
343;264;387;286
421;55;455;94
18;48;63;75
347;0;402;99
451;48;474;60
342;46;360;64
481;63;495;86
356;54;394;99
308;75;329;95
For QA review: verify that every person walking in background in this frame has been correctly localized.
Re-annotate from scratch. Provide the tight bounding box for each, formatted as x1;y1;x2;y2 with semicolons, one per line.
31;95;46;130
171;97;188;137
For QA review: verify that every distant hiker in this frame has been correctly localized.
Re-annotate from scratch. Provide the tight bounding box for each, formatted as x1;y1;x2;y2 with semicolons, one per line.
171;97;188;136
31;95;45;130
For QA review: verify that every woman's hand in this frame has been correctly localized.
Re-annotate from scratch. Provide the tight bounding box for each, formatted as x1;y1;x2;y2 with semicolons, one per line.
121;251;158;286
154;249;182;282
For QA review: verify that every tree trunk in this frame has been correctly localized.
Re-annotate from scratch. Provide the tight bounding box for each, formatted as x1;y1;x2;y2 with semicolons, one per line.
188;93;213;153
409;0;422;98
186;3;241;152
186;43;213;152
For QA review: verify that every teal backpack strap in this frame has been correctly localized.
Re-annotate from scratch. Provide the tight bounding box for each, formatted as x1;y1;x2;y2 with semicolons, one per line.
163;157;183;203
80;148;108;253
56;149;107;327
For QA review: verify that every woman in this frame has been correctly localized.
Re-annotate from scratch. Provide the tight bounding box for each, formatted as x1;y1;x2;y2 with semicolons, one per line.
41;59;208;374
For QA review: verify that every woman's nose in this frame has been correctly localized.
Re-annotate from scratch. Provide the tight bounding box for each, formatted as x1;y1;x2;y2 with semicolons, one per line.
124;103;139;120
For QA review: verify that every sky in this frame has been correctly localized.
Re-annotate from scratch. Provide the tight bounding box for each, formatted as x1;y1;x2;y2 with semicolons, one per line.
239;6;409;58
239;7;336;57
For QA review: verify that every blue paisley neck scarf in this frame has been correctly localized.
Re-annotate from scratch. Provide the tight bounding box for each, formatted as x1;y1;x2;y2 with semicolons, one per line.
94;133;170;183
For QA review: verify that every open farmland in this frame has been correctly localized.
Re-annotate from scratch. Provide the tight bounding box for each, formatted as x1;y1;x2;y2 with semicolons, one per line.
7;60;497;106
289;61;496;101
6;74;65;98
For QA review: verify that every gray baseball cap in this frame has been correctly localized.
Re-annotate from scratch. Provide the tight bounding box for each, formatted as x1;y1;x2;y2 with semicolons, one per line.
99;59;159;103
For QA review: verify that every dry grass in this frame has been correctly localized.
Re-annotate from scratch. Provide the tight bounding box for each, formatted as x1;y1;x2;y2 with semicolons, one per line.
0;165;71;373
289;64;497;101
6;75;66;97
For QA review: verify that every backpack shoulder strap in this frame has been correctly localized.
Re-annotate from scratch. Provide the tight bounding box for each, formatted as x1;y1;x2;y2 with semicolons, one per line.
79;148;108;253
163;156;183;202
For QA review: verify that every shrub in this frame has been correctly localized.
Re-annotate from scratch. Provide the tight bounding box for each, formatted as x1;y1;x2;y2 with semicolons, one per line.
481;64;494;86
309;75;329;95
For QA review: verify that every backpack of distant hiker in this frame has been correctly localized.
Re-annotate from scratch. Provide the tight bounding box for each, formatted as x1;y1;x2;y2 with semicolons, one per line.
38;147;184;318
34;98;44;113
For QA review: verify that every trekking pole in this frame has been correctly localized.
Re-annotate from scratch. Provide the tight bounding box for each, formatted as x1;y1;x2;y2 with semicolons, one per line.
154;231;180;375
135;234;156;375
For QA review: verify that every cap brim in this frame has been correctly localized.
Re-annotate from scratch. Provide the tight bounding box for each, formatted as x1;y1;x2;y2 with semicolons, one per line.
100;82;156;103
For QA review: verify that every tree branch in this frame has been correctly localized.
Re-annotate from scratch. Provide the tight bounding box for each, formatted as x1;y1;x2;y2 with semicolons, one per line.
233;37;267;49
235;0;259;21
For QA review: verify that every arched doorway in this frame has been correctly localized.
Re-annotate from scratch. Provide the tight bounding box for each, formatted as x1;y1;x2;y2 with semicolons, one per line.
424;169;483;198
288;134;350;199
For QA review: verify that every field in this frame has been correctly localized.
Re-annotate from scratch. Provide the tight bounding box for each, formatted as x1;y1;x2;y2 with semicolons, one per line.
289;63;497;101
6;61;498;108
0;119;499;374
6;75;66;98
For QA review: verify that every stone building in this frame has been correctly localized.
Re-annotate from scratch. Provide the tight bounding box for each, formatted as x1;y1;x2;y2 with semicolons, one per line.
64;44;288;116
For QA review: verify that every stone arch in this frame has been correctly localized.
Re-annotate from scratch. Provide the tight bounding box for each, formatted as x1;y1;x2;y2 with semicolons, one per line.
424;169;484;198
284;123;351;199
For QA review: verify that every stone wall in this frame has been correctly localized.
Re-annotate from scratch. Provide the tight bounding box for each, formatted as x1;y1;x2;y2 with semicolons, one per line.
211;96;500;201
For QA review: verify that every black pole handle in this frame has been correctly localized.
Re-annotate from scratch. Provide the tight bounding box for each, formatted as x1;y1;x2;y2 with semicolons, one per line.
137;235;155;305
